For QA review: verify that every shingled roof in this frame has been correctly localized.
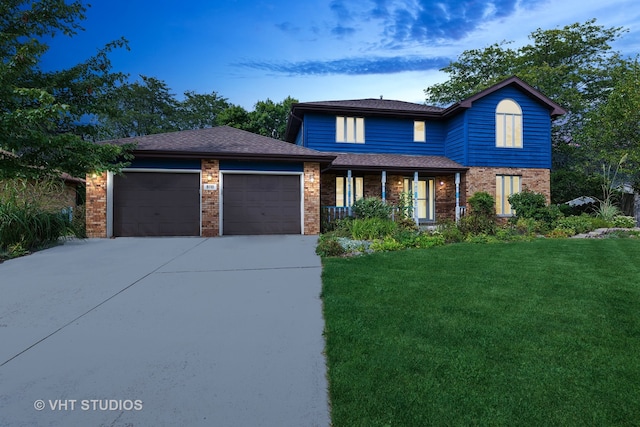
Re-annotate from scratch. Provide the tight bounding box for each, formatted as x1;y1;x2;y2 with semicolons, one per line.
100;126;335;162
325;152;466;172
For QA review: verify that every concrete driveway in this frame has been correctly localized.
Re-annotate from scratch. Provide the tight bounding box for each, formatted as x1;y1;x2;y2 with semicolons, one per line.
0;236;330;426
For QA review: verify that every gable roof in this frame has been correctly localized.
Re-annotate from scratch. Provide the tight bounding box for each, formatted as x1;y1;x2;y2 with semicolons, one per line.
284;76;566;142
99;126;335;163
443;76;567;118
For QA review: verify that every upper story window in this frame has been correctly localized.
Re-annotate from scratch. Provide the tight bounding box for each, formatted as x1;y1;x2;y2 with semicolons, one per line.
414;121;426;142
496;99;522;148
336;116;365;143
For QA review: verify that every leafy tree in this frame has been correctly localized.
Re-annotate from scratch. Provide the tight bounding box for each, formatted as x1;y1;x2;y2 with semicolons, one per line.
246;96;298;140
97;75;180;139
580;59;640;187
215;104;252;130
177;90;231;130
0;0;133;179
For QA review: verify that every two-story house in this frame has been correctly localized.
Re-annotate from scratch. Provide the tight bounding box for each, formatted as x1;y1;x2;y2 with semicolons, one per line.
284;76;566;225
85;76;565;237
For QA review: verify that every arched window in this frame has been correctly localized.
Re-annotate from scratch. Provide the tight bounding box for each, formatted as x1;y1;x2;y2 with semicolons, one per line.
496;99;522;148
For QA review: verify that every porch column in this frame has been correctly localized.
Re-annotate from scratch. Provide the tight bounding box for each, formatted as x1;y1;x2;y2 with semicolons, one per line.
347;169;352;214
381;171;387;202
413;171;419;225
455;172;461;223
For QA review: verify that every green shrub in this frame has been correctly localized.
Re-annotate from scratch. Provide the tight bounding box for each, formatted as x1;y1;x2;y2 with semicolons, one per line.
612;215;637;228
547;228;573;238
347;218;397;240
458;213;496;235
352;197;392;220
589;217;612;229
436;220;465;243
315;235;346;257
554;214;594;235
370;237;404;252
508;189;547;219
468;192;495;217
414;233;446;249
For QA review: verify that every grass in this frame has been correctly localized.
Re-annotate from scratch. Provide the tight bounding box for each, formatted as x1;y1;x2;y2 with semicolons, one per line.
321;239;640;426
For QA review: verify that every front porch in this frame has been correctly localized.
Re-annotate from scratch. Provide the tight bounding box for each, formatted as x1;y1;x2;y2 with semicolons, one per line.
320;170;467;228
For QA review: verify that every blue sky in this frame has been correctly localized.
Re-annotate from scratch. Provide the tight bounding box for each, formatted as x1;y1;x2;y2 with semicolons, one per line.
41;0;640;110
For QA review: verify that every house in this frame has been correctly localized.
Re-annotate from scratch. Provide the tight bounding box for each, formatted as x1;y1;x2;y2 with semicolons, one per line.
85;76;565;238
284;76;566;225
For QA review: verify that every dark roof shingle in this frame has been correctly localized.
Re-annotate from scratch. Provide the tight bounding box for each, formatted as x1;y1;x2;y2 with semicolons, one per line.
326;152;466;172
100;126;335;161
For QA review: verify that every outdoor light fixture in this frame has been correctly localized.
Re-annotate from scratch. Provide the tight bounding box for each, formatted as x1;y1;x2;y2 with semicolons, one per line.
207;174;213;181
440;181;444;186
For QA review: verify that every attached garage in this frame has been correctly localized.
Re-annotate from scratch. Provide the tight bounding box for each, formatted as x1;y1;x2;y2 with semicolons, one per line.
222;174;301;235
113;171;200;237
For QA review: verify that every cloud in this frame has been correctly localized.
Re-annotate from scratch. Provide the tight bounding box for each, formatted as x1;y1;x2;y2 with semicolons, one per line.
275;21;301;34
236;56;451;76
332;25;357;37
369;0;533;45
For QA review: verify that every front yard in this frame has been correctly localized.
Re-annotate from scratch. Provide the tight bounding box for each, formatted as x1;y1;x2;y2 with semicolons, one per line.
322;239;640;426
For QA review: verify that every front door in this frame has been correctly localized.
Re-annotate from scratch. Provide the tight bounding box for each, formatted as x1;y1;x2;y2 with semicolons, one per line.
403;178;435;222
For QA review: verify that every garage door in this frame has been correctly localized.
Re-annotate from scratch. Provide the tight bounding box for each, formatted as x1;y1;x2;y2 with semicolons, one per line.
114;172;200;237
223;174;301;235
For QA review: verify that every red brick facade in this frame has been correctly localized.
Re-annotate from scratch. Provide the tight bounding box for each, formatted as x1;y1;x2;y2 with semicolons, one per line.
85;172;108;238
303;162;321;235
201;159;220;237
465;167;551;203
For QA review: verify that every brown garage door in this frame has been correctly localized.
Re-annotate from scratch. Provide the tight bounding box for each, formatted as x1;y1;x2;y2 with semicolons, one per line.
223;174;301;235
114;172;200;237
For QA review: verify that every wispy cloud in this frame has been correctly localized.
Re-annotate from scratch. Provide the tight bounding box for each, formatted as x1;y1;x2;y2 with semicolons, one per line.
236;56;451;76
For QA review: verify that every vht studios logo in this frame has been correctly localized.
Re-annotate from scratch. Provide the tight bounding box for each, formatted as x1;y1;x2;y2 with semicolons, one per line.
34;399;143;411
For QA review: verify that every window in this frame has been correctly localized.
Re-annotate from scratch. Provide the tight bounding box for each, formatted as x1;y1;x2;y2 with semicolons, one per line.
496;99;522;148
414;121;426;142
403;178;435;221
336;176;364;207
496;175;521;216
336;116;365;143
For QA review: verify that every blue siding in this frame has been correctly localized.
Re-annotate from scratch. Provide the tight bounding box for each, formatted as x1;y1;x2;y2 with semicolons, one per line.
219;160;303;172
444;113;466;164
129;158;201;169
303;113;446;155
465;87;551;168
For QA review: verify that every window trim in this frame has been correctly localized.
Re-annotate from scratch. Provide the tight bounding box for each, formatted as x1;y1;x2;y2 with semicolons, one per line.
336;176;364;207
336;116;365;143
403;177;435;222
496;99;523;148
413;121;426;142
496;175;521;216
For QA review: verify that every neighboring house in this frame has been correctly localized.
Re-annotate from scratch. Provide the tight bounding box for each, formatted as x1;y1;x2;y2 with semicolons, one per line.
85;76;565;238
284;76;566;224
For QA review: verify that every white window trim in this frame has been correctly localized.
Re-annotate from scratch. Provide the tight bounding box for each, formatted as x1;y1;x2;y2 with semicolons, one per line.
336;116;365;143
496;99;523;148
496;175;521;216
414;121;426;142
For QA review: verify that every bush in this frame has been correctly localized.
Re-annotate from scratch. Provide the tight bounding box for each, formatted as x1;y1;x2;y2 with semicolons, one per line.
436;220;465;243
554;215;595;235
458;213;496;236
346;218;397;240
612;215;637;228
352;197;392;220
315;235;346;257
508;189;547;219
414;233;446;249
370;237;404;252
468;192;495;217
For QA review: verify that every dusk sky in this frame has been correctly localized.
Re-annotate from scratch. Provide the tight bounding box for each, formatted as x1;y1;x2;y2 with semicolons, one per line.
41;0;640;110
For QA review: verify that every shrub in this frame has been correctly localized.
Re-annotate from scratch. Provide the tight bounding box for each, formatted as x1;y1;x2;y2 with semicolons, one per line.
436;220;465;243
547;228;573;238
458;213;496;236
346;218;397;240
468;191;495;217
414;233;446;249
370;237;404;252
612;215;637;228
352;197;392;220
554;215;594;235
508;189;547;219
315;235;346;257
589;216;612;229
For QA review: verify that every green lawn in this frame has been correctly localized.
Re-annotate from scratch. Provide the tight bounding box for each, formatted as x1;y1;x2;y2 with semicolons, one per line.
321;239;640;426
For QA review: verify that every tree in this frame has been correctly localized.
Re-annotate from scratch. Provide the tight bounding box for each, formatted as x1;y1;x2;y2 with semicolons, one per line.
424;19;630;201
0;0;134;180
246;96;298;140
177;90;231;130
97;75;181;139
580;59;640;187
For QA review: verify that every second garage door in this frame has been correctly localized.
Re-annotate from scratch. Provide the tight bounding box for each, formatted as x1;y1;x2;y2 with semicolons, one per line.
222;174;301;235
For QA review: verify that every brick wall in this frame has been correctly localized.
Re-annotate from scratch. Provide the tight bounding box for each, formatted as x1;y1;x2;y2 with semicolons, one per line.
465;167;551;204
304;162;321;235
201;159;219;237
85;172;107;238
